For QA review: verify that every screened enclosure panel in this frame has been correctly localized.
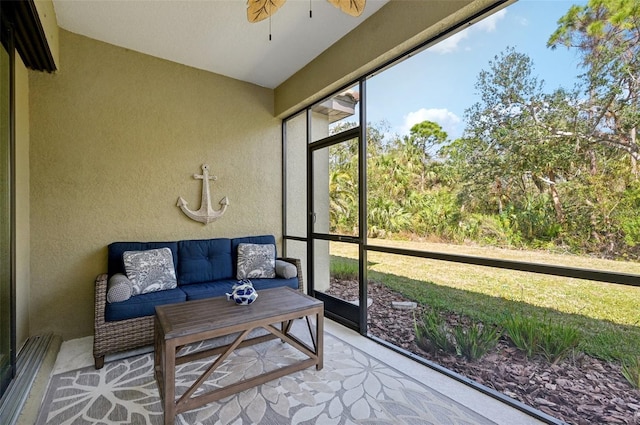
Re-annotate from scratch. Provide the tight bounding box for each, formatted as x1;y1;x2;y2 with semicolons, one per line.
284;111;307;238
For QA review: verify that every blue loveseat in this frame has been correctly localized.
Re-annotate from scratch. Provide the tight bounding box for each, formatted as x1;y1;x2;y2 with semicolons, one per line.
93;234;303;369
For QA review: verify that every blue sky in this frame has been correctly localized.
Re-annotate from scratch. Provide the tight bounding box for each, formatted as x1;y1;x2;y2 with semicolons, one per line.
366;0;588;141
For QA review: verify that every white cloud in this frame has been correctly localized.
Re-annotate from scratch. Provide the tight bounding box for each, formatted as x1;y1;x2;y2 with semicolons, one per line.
476;8;507;32
430;8;507;54
400;108;461;139
430;31;468;54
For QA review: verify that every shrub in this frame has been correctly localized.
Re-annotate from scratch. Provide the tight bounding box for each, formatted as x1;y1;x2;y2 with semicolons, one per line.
503;312;580;363
503;313;539;358
622;357;640;389
415;311;500;361
414;310;456;354
538;322;580;365
452;322;501;361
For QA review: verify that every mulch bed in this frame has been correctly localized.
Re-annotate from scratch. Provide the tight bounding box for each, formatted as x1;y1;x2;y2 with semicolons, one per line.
326;278;640;425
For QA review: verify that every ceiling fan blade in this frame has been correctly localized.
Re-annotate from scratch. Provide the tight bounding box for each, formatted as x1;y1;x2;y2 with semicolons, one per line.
247;0;287;23
326;0;366;17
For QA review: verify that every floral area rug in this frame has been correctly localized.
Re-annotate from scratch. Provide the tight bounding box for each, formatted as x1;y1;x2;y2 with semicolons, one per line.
36;326;495;425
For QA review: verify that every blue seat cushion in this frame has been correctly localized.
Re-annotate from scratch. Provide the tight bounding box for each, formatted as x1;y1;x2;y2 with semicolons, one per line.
108;241;178;277
178;238;232;285
105;288;186;321
180;279;237;301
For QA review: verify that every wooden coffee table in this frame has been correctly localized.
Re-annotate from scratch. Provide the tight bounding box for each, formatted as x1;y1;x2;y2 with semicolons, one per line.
153;286;324;425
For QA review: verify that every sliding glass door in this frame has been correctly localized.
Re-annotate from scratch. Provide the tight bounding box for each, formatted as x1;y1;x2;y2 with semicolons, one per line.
0;17;14;397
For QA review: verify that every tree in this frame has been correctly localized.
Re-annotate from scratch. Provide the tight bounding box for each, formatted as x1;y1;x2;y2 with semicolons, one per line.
547;0;640;255
407;121;448;160
392;121;449;192
548;0;640;176
447;47;580;229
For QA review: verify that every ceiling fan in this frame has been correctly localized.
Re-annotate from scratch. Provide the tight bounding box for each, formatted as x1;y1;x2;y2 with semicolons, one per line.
247;0;366;23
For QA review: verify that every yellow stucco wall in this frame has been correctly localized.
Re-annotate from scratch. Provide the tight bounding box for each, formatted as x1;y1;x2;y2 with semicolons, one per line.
15;54;31;349
28;30;282;340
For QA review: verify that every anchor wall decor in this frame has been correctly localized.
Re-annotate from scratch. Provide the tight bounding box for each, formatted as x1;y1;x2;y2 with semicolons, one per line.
177;164;229;224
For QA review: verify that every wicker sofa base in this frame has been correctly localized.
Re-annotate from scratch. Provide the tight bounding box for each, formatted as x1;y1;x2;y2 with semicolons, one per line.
93;258;304;369
93;274;155;368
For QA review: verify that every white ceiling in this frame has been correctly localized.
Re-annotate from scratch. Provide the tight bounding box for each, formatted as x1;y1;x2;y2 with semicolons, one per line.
52;0;389;89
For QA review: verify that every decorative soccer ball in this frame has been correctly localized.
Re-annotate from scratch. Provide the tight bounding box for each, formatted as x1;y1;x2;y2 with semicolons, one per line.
226;279;258;305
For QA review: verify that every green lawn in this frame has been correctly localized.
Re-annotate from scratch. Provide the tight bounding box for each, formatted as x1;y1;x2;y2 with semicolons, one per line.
329;240;640;362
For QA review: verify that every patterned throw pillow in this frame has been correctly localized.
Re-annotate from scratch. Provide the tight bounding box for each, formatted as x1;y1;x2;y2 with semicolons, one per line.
236;243;276;279
123;248;177;296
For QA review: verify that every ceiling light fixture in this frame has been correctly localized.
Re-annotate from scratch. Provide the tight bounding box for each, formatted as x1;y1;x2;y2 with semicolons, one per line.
247;0;366;23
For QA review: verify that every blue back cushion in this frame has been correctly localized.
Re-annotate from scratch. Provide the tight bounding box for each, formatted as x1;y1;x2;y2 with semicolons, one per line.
108;241;178;278
178;238;232;285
